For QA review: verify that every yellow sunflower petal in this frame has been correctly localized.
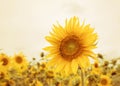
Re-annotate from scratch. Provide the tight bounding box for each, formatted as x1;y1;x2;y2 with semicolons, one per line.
78;56;90;68
64;62;71;75
45;36;59;45
71;59;78;74
55;58;67;73
52;24;66;38
46;57;58;67
43;46;58;54
84;51;98;61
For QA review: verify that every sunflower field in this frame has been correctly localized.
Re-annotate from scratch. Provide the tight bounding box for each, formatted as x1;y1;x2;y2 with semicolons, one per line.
0;17;120;86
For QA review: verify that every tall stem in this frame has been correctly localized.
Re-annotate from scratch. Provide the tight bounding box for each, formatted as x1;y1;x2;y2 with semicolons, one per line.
81;69;85;86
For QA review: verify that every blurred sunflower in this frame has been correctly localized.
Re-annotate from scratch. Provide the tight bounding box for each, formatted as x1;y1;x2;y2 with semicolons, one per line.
11;52;28;72
0;71;7;80
91;61;101;75
0;53;11;71
98;75;112;86
44;16;98;75
0;70;10;80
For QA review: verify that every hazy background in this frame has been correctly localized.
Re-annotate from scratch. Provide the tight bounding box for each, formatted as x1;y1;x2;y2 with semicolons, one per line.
0;0;120;60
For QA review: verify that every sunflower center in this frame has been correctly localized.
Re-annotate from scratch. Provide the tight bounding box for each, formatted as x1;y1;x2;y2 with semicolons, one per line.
15;56;23;64
94;63;99;68
1;58;8;66
101;78;108;85
60;35;80;60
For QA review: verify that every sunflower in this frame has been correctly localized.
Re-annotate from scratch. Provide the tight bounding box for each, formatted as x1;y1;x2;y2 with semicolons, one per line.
98;75;112;86
91;61;101;75
44;16;98;75
0;54;10;80
11;52;28;72
0;53;11;71
0;69;10;80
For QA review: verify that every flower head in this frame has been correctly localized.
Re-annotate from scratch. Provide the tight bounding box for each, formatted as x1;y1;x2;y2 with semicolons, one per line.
11;52;28;72
98;75;112;86
0;53;11;71
44;16;98;75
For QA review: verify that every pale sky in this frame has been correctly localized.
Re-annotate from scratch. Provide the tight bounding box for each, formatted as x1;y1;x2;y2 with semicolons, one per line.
0;0;120;60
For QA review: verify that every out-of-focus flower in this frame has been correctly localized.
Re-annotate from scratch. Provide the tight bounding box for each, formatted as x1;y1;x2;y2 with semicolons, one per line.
11;52;28;73
0;53;11;71
91;61;101;75
98;75;112;86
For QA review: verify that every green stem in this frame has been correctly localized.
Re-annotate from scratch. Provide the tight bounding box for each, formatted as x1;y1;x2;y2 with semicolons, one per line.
81;69;85;86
